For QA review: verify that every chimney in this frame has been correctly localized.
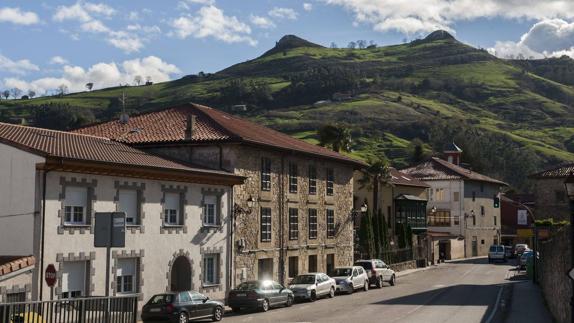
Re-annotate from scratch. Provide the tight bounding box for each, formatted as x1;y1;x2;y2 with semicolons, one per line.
444;141;462;166
185;115;196;140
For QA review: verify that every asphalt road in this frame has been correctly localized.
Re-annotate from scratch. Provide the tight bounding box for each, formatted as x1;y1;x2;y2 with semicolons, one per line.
220;258;516;323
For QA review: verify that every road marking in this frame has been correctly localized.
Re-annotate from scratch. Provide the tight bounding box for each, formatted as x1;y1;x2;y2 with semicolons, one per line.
484;286;504;323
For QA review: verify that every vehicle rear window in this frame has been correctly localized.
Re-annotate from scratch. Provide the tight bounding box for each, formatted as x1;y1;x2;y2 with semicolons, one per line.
332;268;352;276
148;294;173;305
291;275;316;284
355;262;372;270
236;282;260;291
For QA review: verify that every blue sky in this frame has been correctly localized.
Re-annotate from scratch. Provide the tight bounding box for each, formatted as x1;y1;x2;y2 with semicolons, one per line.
1;0;574;95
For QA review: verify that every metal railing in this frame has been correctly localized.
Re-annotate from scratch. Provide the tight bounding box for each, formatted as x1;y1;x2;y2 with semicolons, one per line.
381;247;413;264
0;295;138;323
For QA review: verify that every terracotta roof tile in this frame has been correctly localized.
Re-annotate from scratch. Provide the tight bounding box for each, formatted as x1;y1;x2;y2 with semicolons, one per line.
0;256;34;276
74;103;367;167
529;163;574;179
389;168;429;188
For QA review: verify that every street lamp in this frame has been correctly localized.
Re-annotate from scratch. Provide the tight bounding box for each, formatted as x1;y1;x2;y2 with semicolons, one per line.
563;172;574;323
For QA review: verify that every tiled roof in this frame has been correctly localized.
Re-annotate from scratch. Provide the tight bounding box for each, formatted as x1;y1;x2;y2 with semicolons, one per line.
390;168;429;188
0;122;238;178
74;103;366;167
401;157;507;186
0;256;34;276
530;163;574;179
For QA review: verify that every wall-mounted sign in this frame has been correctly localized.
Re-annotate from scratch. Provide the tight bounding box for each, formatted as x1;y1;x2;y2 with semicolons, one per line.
517;210;528;225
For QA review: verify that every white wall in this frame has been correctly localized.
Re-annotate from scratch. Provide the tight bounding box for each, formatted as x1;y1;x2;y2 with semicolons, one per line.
0;143;44;256
426;179;464;236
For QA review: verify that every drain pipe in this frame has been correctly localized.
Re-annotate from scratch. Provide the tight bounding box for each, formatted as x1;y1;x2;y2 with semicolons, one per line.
38;168;49;300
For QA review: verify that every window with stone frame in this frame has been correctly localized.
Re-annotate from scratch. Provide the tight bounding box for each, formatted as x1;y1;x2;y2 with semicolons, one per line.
308;208;318;239
326;168;334;196
289;162;298;193
288;256;298;278
202;195;219;226
203;254;220;285
261;157;271;191
326;209;335;238
118;189;139;225
260;207;272;242
308;165;317;195
64;186;88;225
5;292;25;303
116;258;137;294
163;192;182;226
289;208;299;240
61;261;88;299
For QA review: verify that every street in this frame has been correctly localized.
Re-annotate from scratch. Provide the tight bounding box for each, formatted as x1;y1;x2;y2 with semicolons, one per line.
221;258;516;323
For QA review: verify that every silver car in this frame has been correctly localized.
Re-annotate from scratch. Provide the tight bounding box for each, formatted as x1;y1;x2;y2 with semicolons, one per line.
288;273;336;301
331;266;369;294
355;259;396;288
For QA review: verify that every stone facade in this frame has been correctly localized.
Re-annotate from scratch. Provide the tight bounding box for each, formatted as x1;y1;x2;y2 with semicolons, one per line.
533;178;570;221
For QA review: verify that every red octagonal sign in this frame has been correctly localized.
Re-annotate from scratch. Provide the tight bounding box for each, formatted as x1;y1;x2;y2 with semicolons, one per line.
45;264;57;287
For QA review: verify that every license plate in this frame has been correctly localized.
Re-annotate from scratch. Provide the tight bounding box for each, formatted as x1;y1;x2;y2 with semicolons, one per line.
150;308;161;312
236;293;246;297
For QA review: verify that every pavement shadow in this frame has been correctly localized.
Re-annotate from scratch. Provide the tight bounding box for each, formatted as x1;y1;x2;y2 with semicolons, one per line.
445;257;518;266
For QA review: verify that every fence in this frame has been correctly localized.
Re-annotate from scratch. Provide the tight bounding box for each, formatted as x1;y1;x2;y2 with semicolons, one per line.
380;247;413;264
0;295;138;323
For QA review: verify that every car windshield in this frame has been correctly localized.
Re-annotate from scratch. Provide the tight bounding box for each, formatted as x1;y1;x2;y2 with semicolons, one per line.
332;268;352;277
236;282;260;291
291;275;316;284
490;246;503;252
355;262;372;269
148;294;173;305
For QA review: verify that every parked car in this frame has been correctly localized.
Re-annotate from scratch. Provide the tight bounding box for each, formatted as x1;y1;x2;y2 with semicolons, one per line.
514;244;529;257
227;280;293;313
330;266;369;294
141;291;224;323
9;312;45;323
488;245;506;263
520;250;538;269
288;273;336;301
354;259;396;288
504;245;514;259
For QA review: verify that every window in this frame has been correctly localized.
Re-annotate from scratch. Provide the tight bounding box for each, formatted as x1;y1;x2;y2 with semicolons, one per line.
453;192;460;202
434;188;446;201
203;195;218;226
289;163;298;193
481;206;485;216
308;255;317;272
326;209;335;238
326;168;334;196
116;258;136;294
326;254;335;275
260;207;271;242
308;165;317;195
163;192;181;225
5;292;25;303
179;292;192;303
473;214;476;226
61;261;87;299
289;208;298;240
118;189;138;225
308;209;318;239
261;158;271;191
288;256;298;278
64;187;88;225
454;215;460;225
428;210;451;226
203;254;219;285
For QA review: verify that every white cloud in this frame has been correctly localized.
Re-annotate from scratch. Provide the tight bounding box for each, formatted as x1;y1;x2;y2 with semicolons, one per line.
50;56;69;65
303;3;313;11
489;19;574;59
53;3;91;22
322;0;574;35
171;5;256;46
250;15;275;29
83;2;115;17
0;7;39;25
81;19;110;33
268;7;298;20
2;56;181;95
107;31;144;53
0;54;39;75
127;11;140;21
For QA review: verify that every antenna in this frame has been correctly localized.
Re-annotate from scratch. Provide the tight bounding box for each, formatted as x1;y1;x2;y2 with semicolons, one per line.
118;91;129;124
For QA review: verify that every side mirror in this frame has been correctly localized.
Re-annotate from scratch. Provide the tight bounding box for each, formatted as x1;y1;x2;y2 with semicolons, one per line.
203;297;209;303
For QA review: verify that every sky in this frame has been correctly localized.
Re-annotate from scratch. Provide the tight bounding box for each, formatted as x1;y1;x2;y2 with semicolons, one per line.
1;0;574;96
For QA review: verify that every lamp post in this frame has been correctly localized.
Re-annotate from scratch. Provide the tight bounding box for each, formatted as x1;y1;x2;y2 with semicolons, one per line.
353;202;368;260
563;172;574;323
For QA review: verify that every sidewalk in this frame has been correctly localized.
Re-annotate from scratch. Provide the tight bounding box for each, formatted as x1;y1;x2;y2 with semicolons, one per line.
395;264;437;278
505;280;553;323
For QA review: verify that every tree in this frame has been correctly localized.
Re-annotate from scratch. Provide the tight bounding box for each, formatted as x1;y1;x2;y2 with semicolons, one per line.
27;90;36;98
2;90;9;99
146;76;152;83
358;209;376;258
358;155;392;257
357;40;367;49
318;124;352;152
347;41;357;49
10;88;22;99
409;138;427;164
57;84;68;96
134;75;142;86
85;83;93;91
34;104;95;130
330;42;338;49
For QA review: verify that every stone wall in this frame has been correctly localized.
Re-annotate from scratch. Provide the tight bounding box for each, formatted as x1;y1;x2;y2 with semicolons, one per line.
534;178;570;221
389;260;416;272
539;226;571;323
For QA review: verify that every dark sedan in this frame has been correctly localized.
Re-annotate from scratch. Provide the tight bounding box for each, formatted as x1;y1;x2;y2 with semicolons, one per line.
141;291;224;323
227;280;294;312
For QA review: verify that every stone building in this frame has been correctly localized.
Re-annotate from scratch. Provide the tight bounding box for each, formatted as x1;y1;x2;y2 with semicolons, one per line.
74;103;365;285
402;144;506;259
529;163;574;221
0;123;243;305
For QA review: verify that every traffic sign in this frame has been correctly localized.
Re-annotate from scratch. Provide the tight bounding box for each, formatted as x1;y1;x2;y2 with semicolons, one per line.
568;267;574;281
45;264;57;287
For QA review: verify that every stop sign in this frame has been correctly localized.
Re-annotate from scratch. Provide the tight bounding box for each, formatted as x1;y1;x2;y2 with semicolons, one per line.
45;264;57;287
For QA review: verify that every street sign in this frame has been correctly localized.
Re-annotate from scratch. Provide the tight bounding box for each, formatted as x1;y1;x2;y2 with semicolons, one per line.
94;212;126;248
568;267;574;281
45;264;57;287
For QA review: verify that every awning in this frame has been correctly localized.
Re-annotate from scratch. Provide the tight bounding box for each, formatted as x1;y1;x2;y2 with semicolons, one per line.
395;194;427;202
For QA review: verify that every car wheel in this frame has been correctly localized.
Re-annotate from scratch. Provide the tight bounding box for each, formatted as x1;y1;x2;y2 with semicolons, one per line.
310;291;317;302
212;307;223;322
179;312;189;323
376;276;383;288
286;295;294;307
261;299;269;312
348;283;354;294
329;287;335;298
390;275;396;286
231;307;241;313
363;281;369;291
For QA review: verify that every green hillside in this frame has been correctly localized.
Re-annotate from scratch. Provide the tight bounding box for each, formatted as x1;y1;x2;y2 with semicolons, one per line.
2;31;574;191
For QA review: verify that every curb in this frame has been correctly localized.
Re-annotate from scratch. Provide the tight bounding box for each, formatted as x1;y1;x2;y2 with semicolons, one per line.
395;265;438;278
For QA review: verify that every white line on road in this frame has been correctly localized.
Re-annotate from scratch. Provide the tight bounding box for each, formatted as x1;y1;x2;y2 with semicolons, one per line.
484;286;504;323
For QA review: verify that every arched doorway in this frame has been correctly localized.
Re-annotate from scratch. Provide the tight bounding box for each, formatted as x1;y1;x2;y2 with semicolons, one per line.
170;256;192;292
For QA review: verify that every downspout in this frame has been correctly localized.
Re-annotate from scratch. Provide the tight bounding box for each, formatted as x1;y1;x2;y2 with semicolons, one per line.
38;168;49;300
279;155;286;284
229;187;234;290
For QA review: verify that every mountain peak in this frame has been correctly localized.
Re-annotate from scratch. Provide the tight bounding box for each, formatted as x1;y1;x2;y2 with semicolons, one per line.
261;35;323;57
423;30;456;42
